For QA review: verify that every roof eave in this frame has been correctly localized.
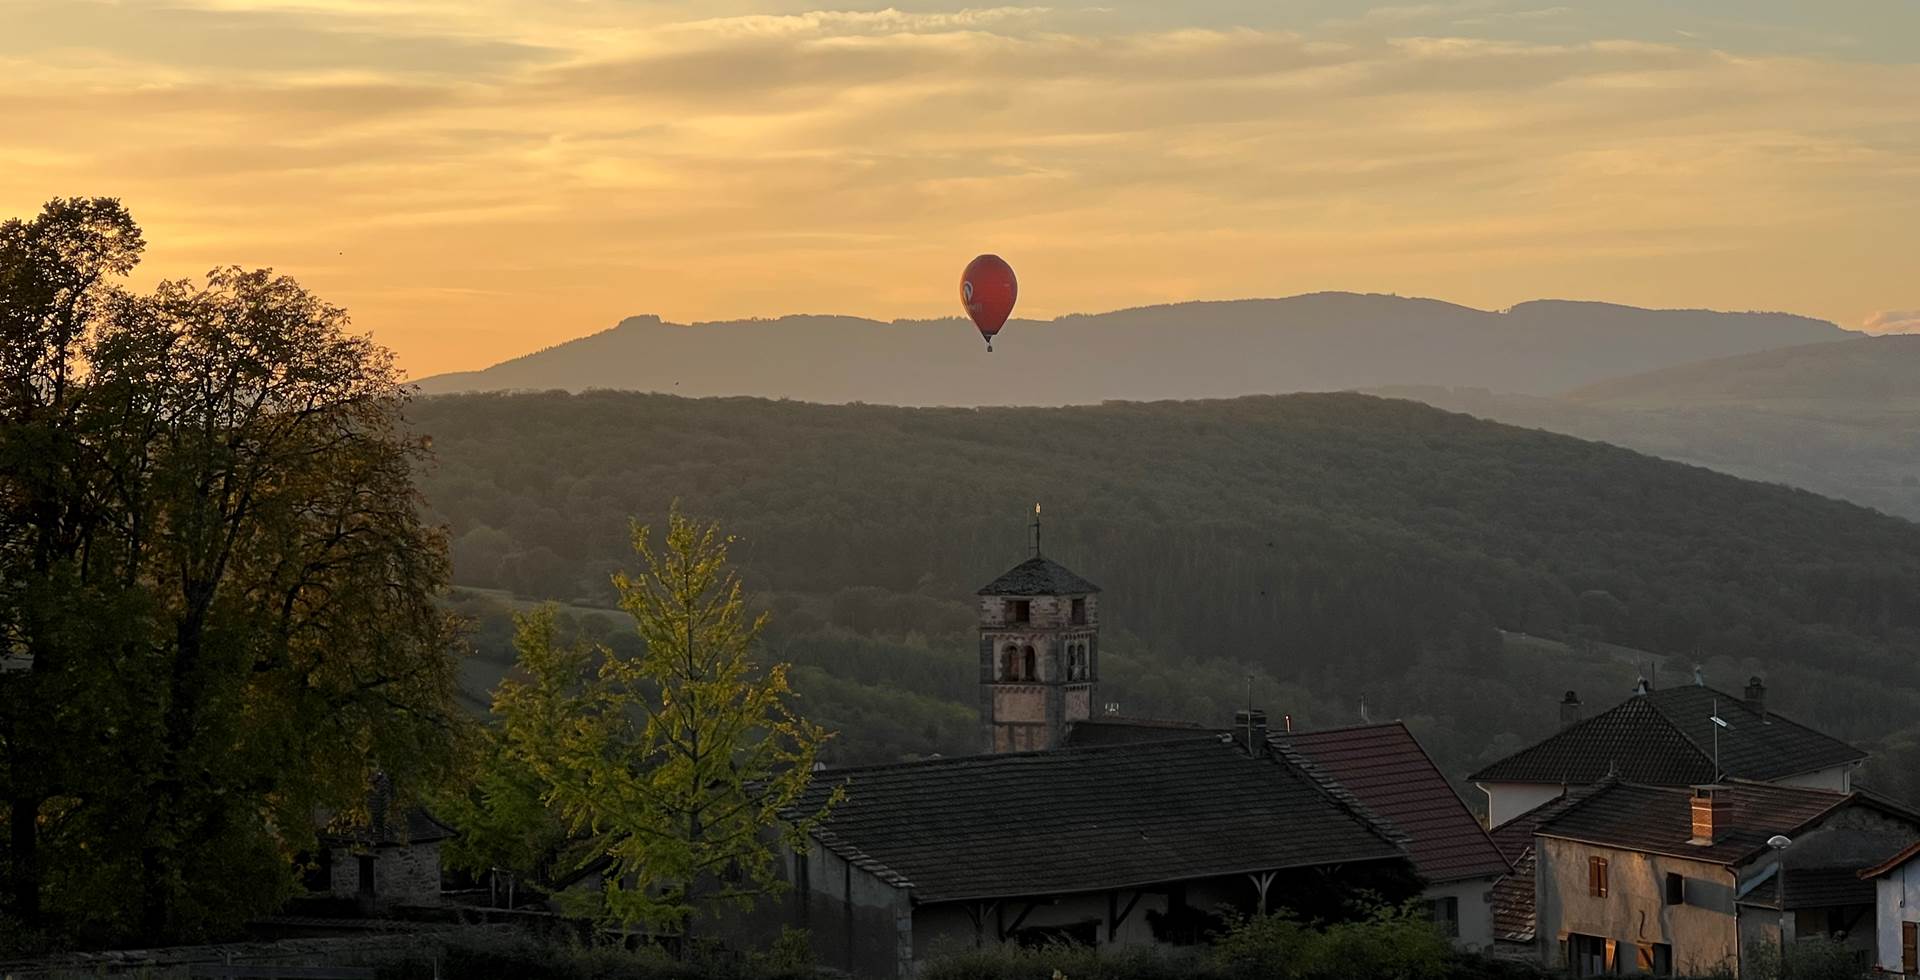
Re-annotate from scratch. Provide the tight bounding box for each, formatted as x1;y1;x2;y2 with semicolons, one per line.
911;852;1410;906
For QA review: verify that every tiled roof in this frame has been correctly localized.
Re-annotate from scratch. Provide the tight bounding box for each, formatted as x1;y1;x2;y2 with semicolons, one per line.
790;736;1407;903
1491;849;1537;943
1064;717;1209;747
1861;839;1920;880
977;556;1101;596
1490;788;1594;862
1275;722;1511;884
1537;781;1852;866
1469;685;1863;786
1780;869;1874;909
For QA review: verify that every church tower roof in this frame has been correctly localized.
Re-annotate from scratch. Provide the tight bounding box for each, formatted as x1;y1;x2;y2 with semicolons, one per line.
976;556;1101;597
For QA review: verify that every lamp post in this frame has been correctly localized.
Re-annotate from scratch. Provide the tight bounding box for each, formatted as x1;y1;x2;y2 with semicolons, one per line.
1768;835;1793;979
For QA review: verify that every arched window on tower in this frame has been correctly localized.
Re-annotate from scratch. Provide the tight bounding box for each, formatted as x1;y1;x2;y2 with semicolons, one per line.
1023;646;1037;681
1002;645;1019;681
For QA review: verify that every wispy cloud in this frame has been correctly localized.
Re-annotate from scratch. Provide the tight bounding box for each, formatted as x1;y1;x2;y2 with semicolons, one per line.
1864;310;1920;335
1;0;1916;375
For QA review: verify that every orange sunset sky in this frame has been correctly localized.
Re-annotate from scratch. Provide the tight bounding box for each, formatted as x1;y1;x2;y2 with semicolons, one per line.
5;0;1919;378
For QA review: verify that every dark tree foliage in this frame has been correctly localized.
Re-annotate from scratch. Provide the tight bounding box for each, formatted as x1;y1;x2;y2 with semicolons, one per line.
414;391;1920;790
0;199;463;945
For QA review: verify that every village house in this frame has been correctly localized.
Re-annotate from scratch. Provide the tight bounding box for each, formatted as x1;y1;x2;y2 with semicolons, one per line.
1856;838;1920;974
778;734;1416;978
1471;678;1865;829
311;775;454;914
1276;720;1514;950
1488;787;1595;955
1531;779;1919;977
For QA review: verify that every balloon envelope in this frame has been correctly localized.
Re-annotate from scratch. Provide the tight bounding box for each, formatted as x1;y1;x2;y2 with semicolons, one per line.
960;254;1017;341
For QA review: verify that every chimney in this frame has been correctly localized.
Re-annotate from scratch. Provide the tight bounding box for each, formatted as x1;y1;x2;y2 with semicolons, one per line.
1744;676;1768;722
1690;786;1727;845
1559;690;1584;728
1632;676;1650;696
1234;709;1269;755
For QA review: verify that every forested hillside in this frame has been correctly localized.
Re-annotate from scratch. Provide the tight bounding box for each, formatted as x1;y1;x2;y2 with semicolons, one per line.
413;391;1920;799
414;294;1847;404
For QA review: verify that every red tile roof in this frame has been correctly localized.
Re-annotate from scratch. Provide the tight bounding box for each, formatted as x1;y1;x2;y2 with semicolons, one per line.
1276;722;1511;884
1538;780;1856;866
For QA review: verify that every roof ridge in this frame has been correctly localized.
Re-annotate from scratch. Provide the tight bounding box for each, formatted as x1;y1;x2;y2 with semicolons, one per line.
1275;720;1405;738
1268;738;1411;855
816;733;1231;777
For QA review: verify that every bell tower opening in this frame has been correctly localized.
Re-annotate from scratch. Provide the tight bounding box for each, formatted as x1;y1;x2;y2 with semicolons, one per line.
976;505;1100;754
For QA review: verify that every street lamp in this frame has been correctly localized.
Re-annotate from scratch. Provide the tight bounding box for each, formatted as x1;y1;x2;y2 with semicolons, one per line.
1769;835;1793;979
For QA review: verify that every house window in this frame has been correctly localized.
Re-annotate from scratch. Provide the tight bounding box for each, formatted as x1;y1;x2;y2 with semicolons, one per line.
1009;600;1030;624
1426;896;1459;938
1664;872;1684;906
357;855;376;898
1903;921;1916;975
1022;646;1036;681
1568;934;1610;978
1636;942;1672;976
1588;856;1609;898
1071;597;1086;625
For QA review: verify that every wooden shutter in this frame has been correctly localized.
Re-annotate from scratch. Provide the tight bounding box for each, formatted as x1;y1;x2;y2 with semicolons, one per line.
1589;856;1609;897
1902;921;1916;975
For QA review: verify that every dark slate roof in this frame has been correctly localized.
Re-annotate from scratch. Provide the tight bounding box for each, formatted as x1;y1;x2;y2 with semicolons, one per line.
1275;722;1511;884
977;556;1101;596
1491;788;1596;862
790;736;1407;903
1537;781;1853;866
1064;717;1209;747
1469;684;1863;786
319;773;455;848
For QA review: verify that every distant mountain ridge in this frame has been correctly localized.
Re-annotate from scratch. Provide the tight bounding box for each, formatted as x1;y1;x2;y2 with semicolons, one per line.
415;292;1850;405
1373;335;1920;520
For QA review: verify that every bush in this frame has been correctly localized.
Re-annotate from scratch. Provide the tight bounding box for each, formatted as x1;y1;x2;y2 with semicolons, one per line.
917;942;1206;980
373;926;829;980
1209;907;1451;980
1741;938;1872;980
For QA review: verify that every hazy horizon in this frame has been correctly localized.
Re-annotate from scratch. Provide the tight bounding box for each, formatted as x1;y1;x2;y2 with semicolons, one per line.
5;0;1919;377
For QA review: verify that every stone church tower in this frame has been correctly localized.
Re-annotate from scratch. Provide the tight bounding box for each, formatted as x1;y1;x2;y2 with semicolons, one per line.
977;508;1100;753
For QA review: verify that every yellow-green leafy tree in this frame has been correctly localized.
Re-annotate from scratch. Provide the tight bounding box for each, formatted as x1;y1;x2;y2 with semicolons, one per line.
494;507;839;940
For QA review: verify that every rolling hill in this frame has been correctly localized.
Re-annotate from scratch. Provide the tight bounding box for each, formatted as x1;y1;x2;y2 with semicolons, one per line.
1378;335;1920;519
413;390;1920;790
414;293;1848;404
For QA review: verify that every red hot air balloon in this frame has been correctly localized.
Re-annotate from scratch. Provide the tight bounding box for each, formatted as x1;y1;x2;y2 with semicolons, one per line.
960;254;1017;351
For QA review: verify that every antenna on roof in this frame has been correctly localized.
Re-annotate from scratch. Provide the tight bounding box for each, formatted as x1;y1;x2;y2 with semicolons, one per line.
1359;695;1370;725
1710;698;1731;781
1031;502;1042;558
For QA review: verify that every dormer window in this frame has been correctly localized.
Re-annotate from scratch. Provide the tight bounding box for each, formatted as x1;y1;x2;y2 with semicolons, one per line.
1010;600;1031;623
1071;597;1086;625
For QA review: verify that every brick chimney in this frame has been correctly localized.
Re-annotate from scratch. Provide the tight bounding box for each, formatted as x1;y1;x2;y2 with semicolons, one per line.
1234;709;1269;755
1559;690;1583;729
1690;786;1727;845
1744;676;1768;722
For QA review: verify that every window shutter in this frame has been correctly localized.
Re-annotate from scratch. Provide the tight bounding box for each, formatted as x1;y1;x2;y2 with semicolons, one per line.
1903;921;1916;975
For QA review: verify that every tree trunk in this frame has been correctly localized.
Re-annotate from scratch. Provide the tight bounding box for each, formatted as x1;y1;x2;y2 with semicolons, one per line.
8;794;42;924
